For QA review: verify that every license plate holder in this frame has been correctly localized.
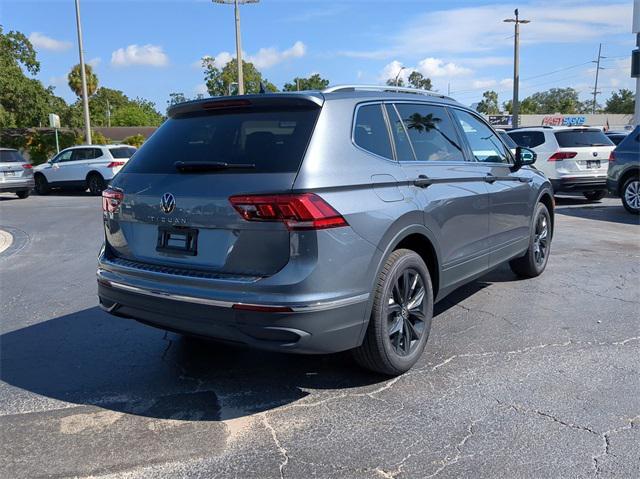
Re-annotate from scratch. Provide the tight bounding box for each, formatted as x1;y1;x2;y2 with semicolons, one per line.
586;160;600;169
156;226;198;256
3;171;16;177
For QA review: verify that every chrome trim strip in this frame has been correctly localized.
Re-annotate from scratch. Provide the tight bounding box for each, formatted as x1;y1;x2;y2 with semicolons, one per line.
98;270;370;313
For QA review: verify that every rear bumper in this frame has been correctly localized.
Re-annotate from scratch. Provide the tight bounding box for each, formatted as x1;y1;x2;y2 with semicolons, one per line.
97;268;369;354
0;178;34;192
550;176;607;193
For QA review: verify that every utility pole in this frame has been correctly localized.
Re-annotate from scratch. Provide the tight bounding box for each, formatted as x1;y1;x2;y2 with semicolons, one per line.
213;0;259;95
74;0;91;144
504;9;530;129
394;66;406;86
632;0;640;127
591;43;605;114
106;98;111;128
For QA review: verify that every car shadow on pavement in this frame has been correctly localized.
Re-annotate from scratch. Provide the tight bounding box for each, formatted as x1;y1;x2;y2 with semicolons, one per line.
555;205;639;225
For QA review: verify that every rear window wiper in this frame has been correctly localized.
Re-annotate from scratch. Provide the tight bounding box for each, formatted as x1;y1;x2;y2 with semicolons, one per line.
174;161;256;172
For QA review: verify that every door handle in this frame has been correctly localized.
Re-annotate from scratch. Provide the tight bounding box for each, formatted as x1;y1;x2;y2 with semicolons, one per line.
413;175;432;188
484;174;497;184
517;177;533;183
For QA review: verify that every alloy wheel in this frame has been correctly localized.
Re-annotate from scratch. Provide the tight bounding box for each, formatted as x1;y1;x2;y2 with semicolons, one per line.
624;180;640;211
387;268;427;356
533;212;549;265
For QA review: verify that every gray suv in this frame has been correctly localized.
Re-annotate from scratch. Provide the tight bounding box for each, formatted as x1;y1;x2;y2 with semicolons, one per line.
97;86;553;375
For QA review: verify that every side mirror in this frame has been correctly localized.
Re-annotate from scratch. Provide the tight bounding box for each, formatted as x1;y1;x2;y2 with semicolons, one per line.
514;146;536;169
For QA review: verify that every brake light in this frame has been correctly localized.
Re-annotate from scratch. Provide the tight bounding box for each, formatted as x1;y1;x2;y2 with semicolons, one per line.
107;161;125;168
21;163;32;169
548;151;578;161
609;151;616;162
102;188;124;213
229;193;348;231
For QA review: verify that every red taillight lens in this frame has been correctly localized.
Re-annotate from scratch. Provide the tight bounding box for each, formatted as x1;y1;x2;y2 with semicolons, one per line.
107;161;125;168
548;151;578;161
21;163;32;169
102;188;124;213
232;303;293;313
229;193;348;231
609;151;616;162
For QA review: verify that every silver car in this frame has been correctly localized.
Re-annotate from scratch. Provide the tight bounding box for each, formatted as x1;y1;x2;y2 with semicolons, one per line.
0;148;34;199
97;85;553;375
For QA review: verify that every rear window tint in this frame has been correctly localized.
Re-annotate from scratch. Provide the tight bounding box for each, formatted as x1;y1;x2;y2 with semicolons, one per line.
353;104;393;159
508;131;545;148
554;129;613;148
122;106;319;174
0;150;23;162
109;147;137;159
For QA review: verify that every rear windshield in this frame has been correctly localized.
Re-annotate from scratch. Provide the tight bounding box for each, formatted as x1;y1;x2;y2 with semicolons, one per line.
554;129;613;148
0;150;24;163
122;106;320;174
109;147;137;159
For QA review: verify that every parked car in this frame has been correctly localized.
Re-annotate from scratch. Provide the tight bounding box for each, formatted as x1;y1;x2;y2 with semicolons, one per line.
507;126;615;201
496;128;518;155
607;125;639;214
33;144;137;196
0;148;34;199
97;85;553;375
605;130;628;146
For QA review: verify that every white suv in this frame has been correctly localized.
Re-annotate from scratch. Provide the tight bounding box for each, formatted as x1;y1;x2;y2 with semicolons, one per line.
33;144;136;196
507;127;615;200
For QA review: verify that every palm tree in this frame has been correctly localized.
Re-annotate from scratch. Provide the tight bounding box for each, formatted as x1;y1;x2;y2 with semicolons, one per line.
68;63;98;98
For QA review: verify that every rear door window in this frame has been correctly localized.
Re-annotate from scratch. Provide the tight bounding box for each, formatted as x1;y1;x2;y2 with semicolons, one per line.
0;150;24;163
124;106;320;174
508;131;545;148
554;129;613;147
353;104;393;159
394;103;465;162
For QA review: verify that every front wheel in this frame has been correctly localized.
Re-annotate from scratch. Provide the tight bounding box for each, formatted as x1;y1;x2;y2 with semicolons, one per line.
509;202;552;278
16;190;30;199
621;177;640;214
583;190;607;202
353;249;433;376
34;174;49;195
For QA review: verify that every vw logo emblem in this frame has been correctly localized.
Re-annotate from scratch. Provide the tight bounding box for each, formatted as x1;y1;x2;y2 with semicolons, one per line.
160;193;176;214
592;151;598;157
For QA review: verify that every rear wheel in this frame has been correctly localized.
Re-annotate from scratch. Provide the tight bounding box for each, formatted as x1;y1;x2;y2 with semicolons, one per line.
509;202;551;278
87;173;106;196
621;176;640;214
353;249;433;376
583;190;606;202
16;190;29;199
34;174;49;195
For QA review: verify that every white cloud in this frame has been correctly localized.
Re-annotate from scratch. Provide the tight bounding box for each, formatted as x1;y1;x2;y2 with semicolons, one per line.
246;41;306;69
29;32;71;52
111;44;169;67
472;79;497;89
87;57;101;68
416;58;471;78
499;78;514;89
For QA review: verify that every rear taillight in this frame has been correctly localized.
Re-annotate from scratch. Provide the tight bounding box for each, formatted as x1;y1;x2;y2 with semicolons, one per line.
102;188;124;213
609;151;616;162
229;193;348;231
548;151;578;161
107;161;125;168
21;164;32;169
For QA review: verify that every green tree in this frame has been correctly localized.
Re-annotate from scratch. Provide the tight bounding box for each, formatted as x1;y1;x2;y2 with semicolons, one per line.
407;71;432;90
605;89;635;114
476;90;500;114
122;134;146;148
68;63;99;98
167;92;189;109
282;74;330;91
386;77;405;87
110;98;163;126
203;57;277;96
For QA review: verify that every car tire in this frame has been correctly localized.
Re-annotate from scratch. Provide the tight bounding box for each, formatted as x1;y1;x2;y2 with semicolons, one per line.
87;173;106;196
621;176;640;214
583;190;607;202
34;174;50;195
509;202;552;278
353;249;433;376
16;190;30;199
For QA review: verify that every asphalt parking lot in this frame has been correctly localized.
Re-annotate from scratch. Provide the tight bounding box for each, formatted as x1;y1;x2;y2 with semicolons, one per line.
0;192;638;478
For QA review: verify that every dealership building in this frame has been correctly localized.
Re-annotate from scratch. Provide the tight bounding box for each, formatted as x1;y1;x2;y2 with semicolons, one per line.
485;113;634;130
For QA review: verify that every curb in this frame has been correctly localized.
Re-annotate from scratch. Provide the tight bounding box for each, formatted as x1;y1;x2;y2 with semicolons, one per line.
0;226;29;260
0;229;13;255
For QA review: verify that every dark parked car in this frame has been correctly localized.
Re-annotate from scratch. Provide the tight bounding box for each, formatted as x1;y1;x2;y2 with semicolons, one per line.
607;125;640;214
605;131;628;146
97;85;554;375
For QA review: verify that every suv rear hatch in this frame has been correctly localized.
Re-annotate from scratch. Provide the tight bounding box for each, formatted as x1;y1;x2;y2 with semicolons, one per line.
104;95;323;277
0;149;32;179
550;128;614;176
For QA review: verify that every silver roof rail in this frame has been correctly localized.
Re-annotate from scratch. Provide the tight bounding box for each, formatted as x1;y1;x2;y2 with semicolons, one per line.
322;84;453;100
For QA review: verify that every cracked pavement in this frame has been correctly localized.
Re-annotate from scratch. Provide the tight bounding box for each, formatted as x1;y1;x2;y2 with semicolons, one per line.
1;193;638;478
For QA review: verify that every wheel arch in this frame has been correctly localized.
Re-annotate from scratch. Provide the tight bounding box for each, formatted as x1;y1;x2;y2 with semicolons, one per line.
537;188;555;238
85;170;105;183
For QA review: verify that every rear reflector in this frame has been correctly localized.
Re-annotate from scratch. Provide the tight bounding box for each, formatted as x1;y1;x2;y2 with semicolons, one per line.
229;193;348;231
102;187;124;213
232;303;293;313
107;161;126;168
548;151;578;161
609;151;616;162
21;163;32;169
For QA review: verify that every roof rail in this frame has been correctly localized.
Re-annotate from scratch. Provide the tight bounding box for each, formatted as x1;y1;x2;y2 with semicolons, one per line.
322;84;453;100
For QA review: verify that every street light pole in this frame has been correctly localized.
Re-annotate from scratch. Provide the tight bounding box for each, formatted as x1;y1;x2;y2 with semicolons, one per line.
394;66;406;86
504;9;530;129
214;0;259;95
74;0;92;144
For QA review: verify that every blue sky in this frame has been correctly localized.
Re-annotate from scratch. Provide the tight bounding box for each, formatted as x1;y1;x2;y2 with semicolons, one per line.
3;0;635;112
